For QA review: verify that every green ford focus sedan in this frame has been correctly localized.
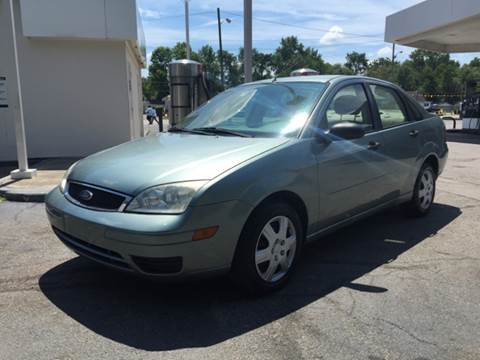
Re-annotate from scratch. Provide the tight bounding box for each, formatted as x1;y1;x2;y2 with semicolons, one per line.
46;75;448;293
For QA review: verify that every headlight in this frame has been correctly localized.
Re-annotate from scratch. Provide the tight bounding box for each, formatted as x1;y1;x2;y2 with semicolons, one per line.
125;181;207;214
59;163;77;193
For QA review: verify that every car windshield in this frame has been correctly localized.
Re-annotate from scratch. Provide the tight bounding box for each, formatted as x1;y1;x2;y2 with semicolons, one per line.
181;82;327;138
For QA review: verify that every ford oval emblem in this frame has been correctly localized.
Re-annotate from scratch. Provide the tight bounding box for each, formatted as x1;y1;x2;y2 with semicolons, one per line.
79;189;93;202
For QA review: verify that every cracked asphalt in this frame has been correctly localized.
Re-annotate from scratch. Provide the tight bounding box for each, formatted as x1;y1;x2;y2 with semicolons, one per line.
1;134;480;360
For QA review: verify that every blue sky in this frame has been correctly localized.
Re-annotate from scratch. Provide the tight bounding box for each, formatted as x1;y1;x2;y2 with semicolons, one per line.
137;0;480;68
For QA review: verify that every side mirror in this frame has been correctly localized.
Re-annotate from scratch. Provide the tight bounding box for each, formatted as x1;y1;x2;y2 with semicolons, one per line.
329;122;365;140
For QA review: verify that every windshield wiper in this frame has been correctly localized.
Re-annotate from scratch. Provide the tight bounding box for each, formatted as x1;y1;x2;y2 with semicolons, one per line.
168;127;212;135
192;127;253;138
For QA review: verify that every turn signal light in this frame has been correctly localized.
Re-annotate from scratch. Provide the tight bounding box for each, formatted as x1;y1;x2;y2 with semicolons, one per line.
192;226;219;241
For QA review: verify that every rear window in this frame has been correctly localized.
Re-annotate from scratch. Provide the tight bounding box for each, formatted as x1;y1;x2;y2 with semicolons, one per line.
403;94;432;121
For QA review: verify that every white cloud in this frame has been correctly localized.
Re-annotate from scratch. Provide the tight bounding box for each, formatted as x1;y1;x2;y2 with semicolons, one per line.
377;46;392;58
320;26;345;45
139;7;162;20
199;20;219;27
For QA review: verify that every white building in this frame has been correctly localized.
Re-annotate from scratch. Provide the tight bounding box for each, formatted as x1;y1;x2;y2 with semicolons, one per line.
0;0;146;162
385;0;480;53
385;0;480;129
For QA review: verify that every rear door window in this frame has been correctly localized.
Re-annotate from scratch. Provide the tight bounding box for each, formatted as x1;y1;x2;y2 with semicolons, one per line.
369;85;409;129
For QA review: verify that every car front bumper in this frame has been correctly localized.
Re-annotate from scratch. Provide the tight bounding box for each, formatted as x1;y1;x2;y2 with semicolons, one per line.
45;187;252;278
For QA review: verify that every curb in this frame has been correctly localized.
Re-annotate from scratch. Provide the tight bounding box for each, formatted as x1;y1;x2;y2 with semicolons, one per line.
0;186;52;203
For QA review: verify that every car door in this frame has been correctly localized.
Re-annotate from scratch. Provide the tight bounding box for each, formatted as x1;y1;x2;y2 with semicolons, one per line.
367;83;421;195
314;82;393;227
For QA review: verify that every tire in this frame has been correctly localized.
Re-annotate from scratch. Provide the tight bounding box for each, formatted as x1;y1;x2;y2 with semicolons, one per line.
231;201;304;294
405;163;436;217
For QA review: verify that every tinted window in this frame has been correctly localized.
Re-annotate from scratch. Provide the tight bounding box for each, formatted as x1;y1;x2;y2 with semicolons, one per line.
370;85;409;128
324;84;373;131
405;96;431;120
182;82;327;138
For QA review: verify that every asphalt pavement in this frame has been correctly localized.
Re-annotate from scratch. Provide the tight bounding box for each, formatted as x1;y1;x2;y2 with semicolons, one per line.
0;135;479;360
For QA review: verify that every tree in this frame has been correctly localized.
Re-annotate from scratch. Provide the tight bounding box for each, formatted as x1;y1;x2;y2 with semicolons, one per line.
420;66;440;101
222;50;242;86
144;42;202;103
436;61;462;102
238;48;273;81
145;46;173;103
406;50;462;102
197;45;222;92
324;63;352;75
143;38;480;105
171;42;199;62
460;63;480;86
271;36;325;77
367;57;398;82
469;57;480;68
396;61;418;91
345;52;369;75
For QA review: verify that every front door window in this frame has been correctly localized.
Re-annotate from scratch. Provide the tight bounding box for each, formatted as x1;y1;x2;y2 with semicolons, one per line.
324;84;373;131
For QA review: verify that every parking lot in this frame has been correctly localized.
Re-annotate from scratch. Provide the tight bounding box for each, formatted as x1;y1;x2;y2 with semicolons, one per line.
1;133;479;360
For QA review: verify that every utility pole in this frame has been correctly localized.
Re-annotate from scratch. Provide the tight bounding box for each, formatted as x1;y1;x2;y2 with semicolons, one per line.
184;0;191;59
8;0;36;179
243;0;252;83
392;43;396;66
217;8;225;88
391;43;403;77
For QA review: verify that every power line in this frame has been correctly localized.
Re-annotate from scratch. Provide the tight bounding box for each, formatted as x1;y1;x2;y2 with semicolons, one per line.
222;10;384;40
143;8;384;40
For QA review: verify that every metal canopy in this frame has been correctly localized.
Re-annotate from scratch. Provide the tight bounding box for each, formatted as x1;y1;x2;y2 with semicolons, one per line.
385;0;480;53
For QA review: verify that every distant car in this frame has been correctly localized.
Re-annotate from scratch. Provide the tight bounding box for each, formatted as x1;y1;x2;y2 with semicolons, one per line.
46;75;448;293
421;101;432;111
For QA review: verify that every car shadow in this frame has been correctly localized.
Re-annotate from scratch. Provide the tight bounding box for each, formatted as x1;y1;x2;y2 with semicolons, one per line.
39;203;461;351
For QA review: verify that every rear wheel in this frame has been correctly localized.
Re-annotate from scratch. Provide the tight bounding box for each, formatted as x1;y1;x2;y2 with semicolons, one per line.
231;202;303;294
406;163;436;216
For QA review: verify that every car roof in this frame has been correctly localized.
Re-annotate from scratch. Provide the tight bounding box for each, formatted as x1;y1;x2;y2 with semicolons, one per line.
249;75;393;85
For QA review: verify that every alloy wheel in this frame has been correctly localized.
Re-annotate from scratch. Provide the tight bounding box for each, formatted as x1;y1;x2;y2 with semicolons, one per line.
418;168;434;210
255;215;297;283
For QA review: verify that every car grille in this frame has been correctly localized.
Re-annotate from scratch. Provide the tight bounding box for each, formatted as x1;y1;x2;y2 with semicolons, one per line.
67;182;127;211
53;227;131;270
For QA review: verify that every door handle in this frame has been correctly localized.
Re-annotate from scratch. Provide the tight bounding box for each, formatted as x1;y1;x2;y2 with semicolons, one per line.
367;141;381;150
409;129;419;137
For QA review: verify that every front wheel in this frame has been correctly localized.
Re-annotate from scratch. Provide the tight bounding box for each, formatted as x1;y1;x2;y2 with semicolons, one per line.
405;164;436;216
231;202;303;294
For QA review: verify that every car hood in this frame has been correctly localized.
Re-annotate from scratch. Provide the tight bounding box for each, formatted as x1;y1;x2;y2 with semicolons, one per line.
69;133;288;195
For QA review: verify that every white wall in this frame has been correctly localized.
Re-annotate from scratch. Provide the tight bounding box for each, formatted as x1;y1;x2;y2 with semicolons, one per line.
18;0;146;65
0;0;22;161
126;43;144;139
19;0;137;41
0;0;142;161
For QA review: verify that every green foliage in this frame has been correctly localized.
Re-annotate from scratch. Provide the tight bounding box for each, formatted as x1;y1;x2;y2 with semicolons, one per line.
324;63;353;75
143;39;480;105
238;48;274;81
145;46;173;103
345;52;369;75
367;57;397;83
271;36;326;77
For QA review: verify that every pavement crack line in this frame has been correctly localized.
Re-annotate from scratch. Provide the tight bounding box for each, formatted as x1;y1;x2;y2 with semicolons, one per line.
12;203;38;224
378;318;439;347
